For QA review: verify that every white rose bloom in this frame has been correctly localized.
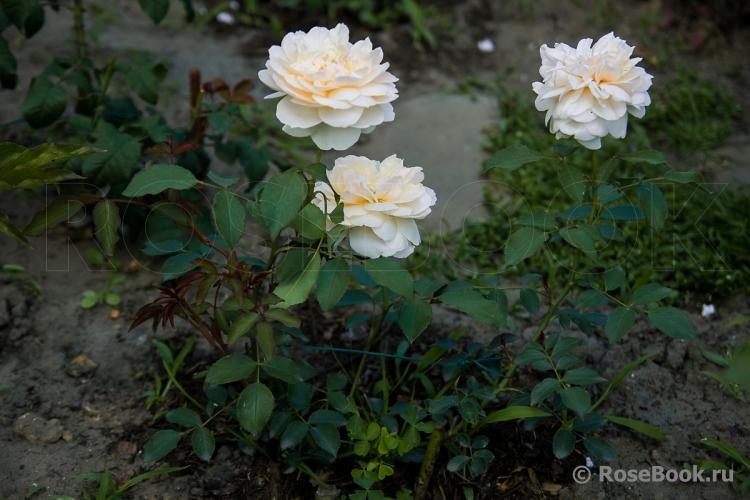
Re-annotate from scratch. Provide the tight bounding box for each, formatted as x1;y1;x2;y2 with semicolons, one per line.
258;24;398;151
312;155;436;259
532;32;653;150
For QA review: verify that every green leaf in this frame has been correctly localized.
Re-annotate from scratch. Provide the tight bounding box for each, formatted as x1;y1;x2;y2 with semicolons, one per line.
505;227;548;266
618;150;667;165
553;143;579;158
559;227;597;263
558;163;586;204
398;299;432;343
237;382;274;437
439;289;505;326
276;248;307;283
553;428;575;459
308;409;347;428
0;212;29;246
605;307;636;342
127;63;166;105
602;266;625;291
191;427;215;461
82;128;142;185
290;203;326;240
115;466;188;494
596;158;616;182
563;367;607;386
515;211;557;230
474;406;550;431
138;0;170;23
273;251;320;308
446;455;471;472
648;307;695;340
0;143;100;173
631;283;671;305
591;352;658;412
166;408;201;428
92;201;120;257
161;252;200;281
363;258;414;298
258;170;306;239
281;420;309;450
316;258;349;312
575;290;606;310
22;78;67;128
329;203;345;224
0;35;18;89
520;288;540;315
530;378;560;405
551;337;580;358
0;0;34;31
143;430;181;462
212;191;245;248
600;204;644;221
583;436;615;462
638;182;668;233
264;309;300;328
261;357;305;384
559;387;590;418
227;312;260;345
305;162;328;183
484;145;545;172
23;197;83;236
664;170;708;191
605;415;665;441
310;424;340;456
205;354;257;384
207;171;239;188
284;383;312;412
122;164;197;197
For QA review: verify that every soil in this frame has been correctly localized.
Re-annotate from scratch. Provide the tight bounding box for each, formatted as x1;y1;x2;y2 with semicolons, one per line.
1;0;750;499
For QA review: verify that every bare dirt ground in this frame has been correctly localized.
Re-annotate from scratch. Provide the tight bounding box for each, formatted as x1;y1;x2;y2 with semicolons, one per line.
1;0;749;498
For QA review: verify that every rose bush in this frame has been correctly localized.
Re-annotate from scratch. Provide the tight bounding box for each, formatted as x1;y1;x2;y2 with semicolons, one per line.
258;24;399;151
312;154;437;258
532;32;652;149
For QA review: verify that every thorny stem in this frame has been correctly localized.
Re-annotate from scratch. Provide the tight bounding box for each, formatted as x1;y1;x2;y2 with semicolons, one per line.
348;287;389;399
73;0;87;59
414;425;444;500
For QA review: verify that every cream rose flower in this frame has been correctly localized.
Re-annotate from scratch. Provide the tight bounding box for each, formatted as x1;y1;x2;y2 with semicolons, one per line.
258;24;398;151
312;155;436;259
532;32;652;149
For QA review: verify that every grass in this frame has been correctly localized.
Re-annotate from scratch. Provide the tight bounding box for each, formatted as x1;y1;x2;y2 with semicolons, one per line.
410;68;749;297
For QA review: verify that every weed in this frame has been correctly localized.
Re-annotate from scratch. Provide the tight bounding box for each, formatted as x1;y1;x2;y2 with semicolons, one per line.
80;274;125;309
2;264;42;295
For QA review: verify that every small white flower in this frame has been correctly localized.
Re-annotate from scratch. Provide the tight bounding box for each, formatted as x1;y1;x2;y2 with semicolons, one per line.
477;38;495;53
312;155;436;258
532;32;652;149
229;1;240;10
701;304;716;318
586;457;595;468
258;24;399;151
216;12;236;24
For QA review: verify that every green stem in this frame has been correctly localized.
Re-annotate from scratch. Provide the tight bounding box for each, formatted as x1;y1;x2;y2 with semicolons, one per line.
88;56;116;135
492;280;576;398
162;361;203;408
348;287;389;398
73;0;87;59
315;148;323;164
